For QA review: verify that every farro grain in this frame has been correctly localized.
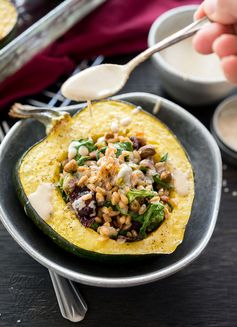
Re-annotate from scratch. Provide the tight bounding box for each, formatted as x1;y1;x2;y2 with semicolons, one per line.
78;175;88;186
130;200;140;212
131;230;137;237
111;192;120;205
87;183;96;191
96;192;104;203
150;196;160;203
119;216;126;225
81;193;92;201
125;216;131;225
95;217;102;223
120;193;128;205
103;214;112;223
139;204;147;215
96;186;106;195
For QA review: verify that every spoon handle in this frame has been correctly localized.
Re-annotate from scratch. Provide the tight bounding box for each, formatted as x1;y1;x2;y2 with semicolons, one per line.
127;16;210;71
49;270;88;322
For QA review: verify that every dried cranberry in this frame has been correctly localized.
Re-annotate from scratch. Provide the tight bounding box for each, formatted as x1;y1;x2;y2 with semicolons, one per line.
131;220;141;233
69;187;97;227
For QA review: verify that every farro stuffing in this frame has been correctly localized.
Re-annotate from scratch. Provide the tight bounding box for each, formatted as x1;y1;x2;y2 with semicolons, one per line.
57;130;175;242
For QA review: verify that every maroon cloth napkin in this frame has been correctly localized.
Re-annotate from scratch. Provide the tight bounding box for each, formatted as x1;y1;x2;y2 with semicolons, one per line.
0;0;201;110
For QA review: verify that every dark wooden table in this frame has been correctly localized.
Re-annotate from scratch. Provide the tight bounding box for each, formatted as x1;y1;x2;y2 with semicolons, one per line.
1;56;237;327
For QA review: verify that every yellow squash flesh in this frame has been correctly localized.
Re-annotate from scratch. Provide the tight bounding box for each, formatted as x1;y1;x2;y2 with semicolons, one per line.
0;0;17;41
18;100;194;256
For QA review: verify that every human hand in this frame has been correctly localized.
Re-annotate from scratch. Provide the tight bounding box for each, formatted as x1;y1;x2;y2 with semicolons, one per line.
193;0;237;83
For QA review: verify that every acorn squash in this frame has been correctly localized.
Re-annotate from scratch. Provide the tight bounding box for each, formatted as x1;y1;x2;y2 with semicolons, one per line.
15;100;194;259
0;0;17;48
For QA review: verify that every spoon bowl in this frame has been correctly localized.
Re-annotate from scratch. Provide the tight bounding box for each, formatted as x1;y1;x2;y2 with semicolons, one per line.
61;17;209;101
61;64;128;101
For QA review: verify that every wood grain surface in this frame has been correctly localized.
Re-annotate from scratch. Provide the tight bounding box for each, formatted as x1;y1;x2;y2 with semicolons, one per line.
0;56;237;327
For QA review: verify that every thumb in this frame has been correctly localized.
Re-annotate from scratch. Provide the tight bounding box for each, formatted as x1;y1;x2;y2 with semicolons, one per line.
204;0;237;24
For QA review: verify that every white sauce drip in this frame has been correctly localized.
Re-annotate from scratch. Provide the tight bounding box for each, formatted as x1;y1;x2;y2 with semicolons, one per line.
120;116;132;126
161;37;225;81
61;64;128;101
28;183;53;221
132;106;141;114
152;99;161;115
173;169;190;196
217;106;237;151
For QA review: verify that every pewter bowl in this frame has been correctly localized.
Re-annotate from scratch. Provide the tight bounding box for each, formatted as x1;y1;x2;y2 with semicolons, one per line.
0;92;222;287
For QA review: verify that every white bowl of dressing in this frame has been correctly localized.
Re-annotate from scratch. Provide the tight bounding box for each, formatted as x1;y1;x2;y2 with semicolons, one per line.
148;5;236;106
211;95;237;166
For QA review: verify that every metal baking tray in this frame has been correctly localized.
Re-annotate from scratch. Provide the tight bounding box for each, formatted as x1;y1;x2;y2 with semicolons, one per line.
0;0;106;83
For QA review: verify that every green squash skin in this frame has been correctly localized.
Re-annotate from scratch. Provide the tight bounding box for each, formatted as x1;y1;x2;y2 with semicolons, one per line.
0;25;16;49
14;150;159;262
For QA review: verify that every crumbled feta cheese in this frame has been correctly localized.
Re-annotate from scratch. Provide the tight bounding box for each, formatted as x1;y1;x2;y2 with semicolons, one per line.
72;197;86;211
121;116;132;126
68;147;77;160
117;164;132;185
97;136;105;143
88;201;96;209
78;145;89;156
68;141;80;159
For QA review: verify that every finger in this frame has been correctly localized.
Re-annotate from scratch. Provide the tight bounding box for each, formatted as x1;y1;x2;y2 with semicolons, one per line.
203;0;237;25
213;34;237;58
193;22;234;54
221;55;237;84
194;3;205;20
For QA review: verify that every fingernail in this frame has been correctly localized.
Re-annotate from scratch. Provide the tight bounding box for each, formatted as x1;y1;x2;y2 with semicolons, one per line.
204;0;217;15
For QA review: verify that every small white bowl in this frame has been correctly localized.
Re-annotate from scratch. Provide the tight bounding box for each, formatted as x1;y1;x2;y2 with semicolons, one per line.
148;5;236;106
211;95;237;166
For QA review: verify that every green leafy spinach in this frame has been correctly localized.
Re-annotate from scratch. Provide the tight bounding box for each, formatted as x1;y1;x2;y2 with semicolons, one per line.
74;138;97;165
139;203;165;238
56;177;69;202
114;142;133;157
127;189;157;203
153;174;173;189
160;153;168;162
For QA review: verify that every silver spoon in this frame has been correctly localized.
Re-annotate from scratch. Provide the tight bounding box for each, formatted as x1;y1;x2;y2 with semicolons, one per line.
49;271;87;322
61;17;209;102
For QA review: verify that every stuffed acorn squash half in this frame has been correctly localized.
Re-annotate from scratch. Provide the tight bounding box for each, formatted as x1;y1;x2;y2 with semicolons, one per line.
15;100;194;259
